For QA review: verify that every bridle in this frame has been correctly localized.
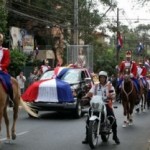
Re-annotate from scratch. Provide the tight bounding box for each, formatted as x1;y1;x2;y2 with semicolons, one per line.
121;67;134;101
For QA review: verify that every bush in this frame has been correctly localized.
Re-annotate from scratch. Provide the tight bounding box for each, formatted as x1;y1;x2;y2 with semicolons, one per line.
9;49;27;77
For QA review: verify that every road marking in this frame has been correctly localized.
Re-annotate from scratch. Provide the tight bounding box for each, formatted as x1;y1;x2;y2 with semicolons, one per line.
0;131;29;141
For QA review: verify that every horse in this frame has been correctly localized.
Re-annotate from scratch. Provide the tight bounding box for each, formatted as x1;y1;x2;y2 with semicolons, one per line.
120;68;138;127
138;78;149;112
0;77;37;145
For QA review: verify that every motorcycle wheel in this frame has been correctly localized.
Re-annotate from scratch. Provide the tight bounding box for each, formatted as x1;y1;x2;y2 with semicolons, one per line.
88;120;98;149
101;134;109;142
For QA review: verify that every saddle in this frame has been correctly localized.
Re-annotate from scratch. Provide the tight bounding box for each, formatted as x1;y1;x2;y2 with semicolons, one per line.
139;78;148;89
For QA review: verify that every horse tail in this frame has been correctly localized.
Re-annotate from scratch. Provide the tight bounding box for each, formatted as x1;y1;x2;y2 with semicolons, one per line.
20;98;38;118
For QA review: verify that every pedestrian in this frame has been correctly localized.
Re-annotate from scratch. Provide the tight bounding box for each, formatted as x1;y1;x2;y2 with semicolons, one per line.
27;72;35;86
16;71;26;94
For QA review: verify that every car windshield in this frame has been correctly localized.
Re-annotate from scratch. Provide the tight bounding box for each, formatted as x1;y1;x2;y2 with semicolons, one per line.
40;70;54;80
61;69;80;83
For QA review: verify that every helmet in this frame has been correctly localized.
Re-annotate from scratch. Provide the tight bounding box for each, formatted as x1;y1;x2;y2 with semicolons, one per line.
98;71;108;77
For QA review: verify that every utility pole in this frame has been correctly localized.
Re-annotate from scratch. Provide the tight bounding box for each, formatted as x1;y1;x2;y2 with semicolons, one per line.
116;8;119;62
73;0;78;45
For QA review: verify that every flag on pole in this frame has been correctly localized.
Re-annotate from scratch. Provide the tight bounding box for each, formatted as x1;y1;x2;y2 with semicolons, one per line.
117;32;123;51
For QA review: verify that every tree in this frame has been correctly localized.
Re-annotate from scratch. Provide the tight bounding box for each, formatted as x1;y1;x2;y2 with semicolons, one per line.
9;49;28;77
0;1;8;34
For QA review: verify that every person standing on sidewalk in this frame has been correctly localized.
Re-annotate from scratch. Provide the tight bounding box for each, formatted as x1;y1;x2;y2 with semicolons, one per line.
16;71;26;94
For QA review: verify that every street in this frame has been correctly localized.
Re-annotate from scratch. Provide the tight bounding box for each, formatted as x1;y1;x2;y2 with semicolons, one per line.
1;102;150;150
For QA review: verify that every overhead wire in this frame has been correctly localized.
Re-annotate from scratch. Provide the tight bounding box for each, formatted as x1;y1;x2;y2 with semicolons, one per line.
6;1;75;29
7;0;116;30
7;1;74;22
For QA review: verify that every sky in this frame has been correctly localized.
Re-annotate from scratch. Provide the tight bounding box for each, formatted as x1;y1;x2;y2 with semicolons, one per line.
96;0;150;39
114;0;150;28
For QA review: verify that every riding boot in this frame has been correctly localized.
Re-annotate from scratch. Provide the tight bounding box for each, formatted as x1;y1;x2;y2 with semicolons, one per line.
112;123;120;144
82;125;88;144
112;130;120;144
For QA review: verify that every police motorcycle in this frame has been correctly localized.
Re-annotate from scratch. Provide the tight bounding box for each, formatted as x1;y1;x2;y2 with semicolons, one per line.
87;95;115;149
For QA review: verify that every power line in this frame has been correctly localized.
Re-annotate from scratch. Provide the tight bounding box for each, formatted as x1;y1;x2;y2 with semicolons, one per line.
6;2;74;22
6;7;73;29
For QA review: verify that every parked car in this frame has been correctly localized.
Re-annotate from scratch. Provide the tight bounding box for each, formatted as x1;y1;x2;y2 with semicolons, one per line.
22;67;93;118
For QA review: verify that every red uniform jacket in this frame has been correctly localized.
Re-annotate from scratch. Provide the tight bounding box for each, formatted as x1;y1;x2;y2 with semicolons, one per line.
119;60;137;78
0;47;10;73
137;66;147;78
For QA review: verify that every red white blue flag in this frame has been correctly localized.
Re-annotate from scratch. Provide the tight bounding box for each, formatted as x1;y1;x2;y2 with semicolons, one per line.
117;32;123;51
22;67;74;103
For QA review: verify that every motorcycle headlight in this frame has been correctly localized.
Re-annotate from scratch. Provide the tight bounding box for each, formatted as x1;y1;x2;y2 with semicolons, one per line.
90;95;104;111
91;102;100;110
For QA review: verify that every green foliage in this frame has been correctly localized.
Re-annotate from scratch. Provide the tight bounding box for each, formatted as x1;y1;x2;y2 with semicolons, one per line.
9;49;28;77
93;48;118;76
0;5;8;34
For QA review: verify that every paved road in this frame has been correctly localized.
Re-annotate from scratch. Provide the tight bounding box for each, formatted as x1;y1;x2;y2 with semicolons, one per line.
0;103;150;150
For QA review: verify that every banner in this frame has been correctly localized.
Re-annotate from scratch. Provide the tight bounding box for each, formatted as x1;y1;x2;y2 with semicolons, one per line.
10;27;34;53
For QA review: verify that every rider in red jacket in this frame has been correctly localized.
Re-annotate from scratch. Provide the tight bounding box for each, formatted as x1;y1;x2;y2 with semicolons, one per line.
137;61;147;87
0;33;13;101
118;51;140;91
119;51;137;78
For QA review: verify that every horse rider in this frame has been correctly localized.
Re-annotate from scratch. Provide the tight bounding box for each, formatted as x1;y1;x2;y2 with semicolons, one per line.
137;60;147;88
82;71;120;145
117;50;140;102
144;57;150;72
0;33;13;101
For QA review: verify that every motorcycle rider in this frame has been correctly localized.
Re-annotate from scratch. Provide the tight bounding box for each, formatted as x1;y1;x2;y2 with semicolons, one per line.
82;71;120;144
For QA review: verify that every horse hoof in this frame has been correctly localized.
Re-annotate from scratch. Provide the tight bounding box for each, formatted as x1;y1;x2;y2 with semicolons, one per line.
122;121;128;127
122;124;127;127
135;108;140;113
12;134;16;140
143;109;146;112
4;139;11;144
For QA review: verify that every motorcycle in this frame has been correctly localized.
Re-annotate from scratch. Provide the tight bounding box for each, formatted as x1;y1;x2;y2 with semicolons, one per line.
87;95;115;149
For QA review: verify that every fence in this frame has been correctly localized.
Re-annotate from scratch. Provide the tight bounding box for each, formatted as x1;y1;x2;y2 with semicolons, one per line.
67;45;93;72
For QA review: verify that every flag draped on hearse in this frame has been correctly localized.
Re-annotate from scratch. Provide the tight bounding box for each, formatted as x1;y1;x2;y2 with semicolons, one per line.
22;78;74;103
22;67;74;103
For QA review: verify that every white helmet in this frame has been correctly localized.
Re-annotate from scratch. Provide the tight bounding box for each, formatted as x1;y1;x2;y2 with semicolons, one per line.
98;71;108;78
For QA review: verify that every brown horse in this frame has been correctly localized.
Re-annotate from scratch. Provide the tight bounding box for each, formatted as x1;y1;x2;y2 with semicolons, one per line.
120;68;138;127
138;78;149;112
0;77;37;145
